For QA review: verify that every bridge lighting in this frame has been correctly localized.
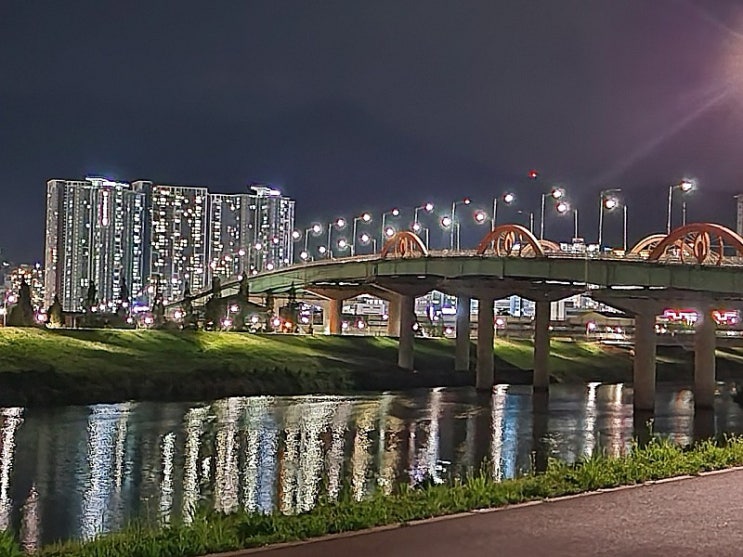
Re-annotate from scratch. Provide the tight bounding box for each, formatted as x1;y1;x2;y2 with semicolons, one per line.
291;230;301;240
540;188;567;240
412;222;422;232
337;238;349;249
474;210;488;224
254;242;262;251
667;179;696;234
503;192;516;204
556;201;570;214
384;226;396;238
424;202;434;212
299;250;309;260
551;188;564;200
266;262;275;271
360;233;371;243
603;197;618;210
311;223;323;235
318;245;327;255
335;218;347;228
361;212;372;222
441;215;453;228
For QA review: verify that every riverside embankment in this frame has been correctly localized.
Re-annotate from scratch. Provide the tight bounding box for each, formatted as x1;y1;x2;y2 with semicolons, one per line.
0;328;741;406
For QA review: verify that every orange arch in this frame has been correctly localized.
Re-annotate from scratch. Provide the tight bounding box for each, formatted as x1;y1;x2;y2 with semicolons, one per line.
380;231;429;259
476;224;546;257
648;223;743;265
629;234;667;255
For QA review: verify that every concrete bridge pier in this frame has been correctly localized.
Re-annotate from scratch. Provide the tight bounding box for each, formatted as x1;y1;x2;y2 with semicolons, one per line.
455;295;472;372
325;298;344;335
387;295;401;337
398;294;416;370
533;300;551;392
476;296;495;391
694;308;717;409
633;312;657;412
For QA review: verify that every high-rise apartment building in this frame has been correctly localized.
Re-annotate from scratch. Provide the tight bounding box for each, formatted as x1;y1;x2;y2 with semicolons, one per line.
245;184;295;273
208;193;250;279
44;178;144;311
45;178;295;309
132;181;209;304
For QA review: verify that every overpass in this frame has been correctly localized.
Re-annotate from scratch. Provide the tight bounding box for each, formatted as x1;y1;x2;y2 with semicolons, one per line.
224;222;743;414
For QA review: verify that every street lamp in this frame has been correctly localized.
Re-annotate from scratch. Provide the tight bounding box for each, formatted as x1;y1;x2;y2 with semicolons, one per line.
359;232;377;253
303;223;323;258
598;188;621;248
516;210;535;233
381;208;400;247
667;179;695;234
413;202;434;248
337;237;350;255
352;212;372;256
450;198;471;250
492;192;515;231
327;218;346;258
540;188;565;240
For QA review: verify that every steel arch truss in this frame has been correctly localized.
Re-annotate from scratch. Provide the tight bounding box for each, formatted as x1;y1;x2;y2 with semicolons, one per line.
647;223;743;265
380;231;429;259
476;224;549;257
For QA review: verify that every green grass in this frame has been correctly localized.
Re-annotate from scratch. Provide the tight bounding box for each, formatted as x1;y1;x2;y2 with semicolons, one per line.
6;436;743;557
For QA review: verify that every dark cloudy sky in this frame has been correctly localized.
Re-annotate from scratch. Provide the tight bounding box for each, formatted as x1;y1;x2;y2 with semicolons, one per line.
3;0;743;261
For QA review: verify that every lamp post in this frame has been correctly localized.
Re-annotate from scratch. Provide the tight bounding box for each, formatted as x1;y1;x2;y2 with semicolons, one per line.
381;208;400;247
573;209;579;240
441;215;458;250
411;221;429;249
359;232;377;254
327;218;346;259
598;188;621;247
516;210;535;233
450;198;471;250
540;188;565;240
667;179;694;234
352;213;372;256
303;223;323;256
336;237;350;257
492;192;515;231
413;202;434;248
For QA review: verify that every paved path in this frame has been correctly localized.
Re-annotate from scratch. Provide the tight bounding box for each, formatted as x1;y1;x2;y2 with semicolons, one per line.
243;469;743;557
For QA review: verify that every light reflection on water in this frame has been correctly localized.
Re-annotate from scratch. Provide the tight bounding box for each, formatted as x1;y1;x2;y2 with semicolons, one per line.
1;382;741;546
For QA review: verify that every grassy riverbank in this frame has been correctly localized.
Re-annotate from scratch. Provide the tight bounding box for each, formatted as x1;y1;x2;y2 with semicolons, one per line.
1;328;742;406
4;436;743;556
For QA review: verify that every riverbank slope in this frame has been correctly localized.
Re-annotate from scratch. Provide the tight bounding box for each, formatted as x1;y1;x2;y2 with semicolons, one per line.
1;328;742;406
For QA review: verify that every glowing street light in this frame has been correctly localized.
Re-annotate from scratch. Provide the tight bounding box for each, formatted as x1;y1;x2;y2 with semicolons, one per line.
352;212;373;255
474;210;488;224
449;198;471;250
540;188;565;240
667;179;695;234
492;192;515;231
412;202;434;249
598;188;622;248
291;230;301;241
302;223;324;257
384;226;396;238
359;232;377;253
381;208;400;247
326;218;347;258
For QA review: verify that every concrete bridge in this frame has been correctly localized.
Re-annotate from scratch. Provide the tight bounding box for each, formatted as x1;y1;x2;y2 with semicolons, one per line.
240;222;743;413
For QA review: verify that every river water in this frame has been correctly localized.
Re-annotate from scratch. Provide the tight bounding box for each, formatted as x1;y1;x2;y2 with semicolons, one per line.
1;382;742;549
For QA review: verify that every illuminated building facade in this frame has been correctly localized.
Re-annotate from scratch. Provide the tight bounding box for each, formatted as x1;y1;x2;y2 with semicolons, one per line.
3;263;45;309
45;179;295;309
132;181;209;304
44;178;145;311
208;193;250;280
245;184;295;273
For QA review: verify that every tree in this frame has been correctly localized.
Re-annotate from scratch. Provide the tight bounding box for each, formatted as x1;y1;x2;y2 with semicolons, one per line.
7;278;34;327
47;294;63;327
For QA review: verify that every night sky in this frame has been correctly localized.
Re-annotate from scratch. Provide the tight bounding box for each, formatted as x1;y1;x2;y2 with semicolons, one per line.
3;0;743;261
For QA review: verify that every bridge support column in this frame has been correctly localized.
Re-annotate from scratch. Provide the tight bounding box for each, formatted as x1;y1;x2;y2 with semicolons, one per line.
476;296;495;391
398;294;416;370
633;312;657;412
455;295;471;372
387;295;401;337
694;309;716;409
326;298;343;335
533;300;550;392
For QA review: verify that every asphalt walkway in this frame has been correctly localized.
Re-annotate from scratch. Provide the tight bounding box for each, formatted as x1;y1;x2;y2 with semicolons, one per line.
239;469;743;557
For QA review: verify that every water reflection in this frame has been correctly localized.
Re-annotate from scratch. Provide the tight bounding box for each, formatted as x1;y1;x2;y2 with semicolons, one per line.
2;383;743;545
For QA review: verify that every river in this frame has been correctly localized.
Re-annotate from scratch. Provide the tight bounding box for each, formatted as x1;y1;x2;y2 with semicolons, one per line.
1;382;741;549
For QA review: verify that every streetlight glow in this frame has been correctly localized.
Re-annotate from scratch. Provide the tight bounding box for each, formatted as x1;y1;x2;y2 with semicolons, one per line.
291;230;301;240
424;202;434;212
441;215;453;228
311;223;322;235
474;210;488;224
556;201;570;214
384;226;396;238
503;192;515;204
